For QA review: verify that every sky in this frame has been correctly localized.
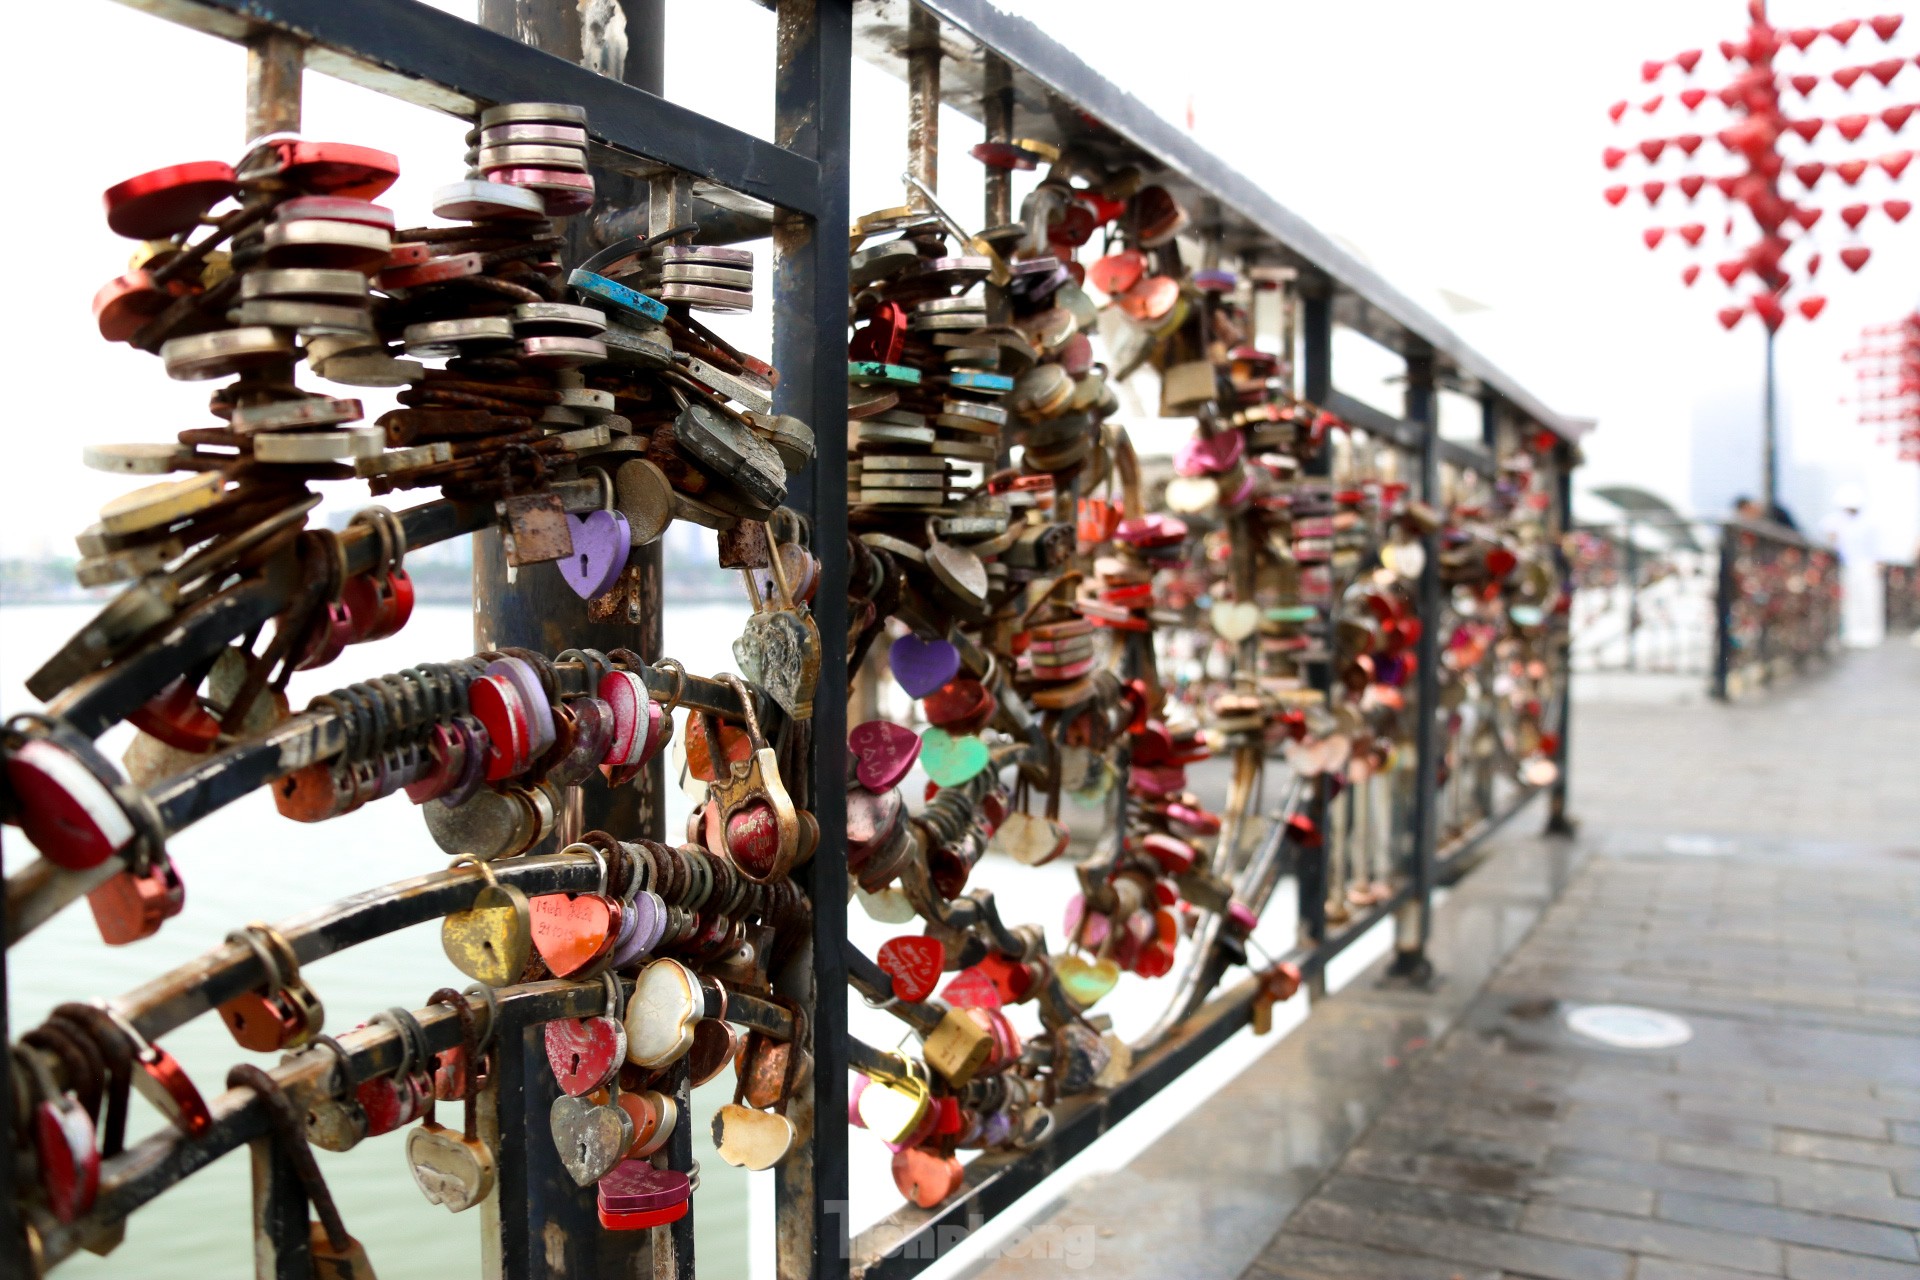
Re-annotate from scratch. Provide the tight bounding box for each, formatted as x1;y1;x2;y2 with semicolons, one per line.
2;0;1917;561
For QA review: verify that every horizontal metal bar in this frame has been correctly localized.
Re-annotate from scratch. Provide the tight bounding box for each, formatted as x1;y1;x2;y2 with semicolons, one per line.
7;650;775;944
1436;785;1546;885
114;0;820;216
34;979;599;1271
1436;437;1497;479
1323;390;1422;450
854;0;1569;437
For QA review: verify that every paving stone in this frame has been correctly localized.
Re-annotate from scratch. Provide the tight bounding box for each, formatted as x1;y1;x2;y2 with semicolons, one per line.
1526;1175;1655;1216
1312;1174;1522;1230
1777;1131;1920;1173
1663;1139;1898;1197
1674;1095;1893;1141
1547;1149;1780;1204
1783;1246;1920;1279
1657;1190;1920;1261
1249;1236;1500;1280
1517;1202;1782;1274
1633;1262;1786;1280
1776;1185;1920;1230
1285;1199;1631;1280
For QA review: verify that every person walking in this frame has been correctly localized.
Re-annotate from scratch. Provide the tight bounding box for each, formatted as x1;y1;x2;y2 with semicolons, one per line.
1820;484;1885;648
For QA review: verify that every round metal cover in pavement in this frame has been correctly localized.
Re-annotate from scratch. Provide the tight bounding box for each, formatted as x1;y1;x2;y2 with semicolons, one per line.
1564;1004;1693;1049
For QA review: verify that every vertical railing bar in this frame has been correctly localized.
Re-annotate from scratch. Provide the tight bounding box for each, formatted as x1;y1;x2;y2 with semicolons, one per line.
774;4;853;1279
250;1133;313;1280
1713;521;1735;701
1296;282;1333;983
1546;436;1576;836
470;4;664;1277
1395;350;1439;982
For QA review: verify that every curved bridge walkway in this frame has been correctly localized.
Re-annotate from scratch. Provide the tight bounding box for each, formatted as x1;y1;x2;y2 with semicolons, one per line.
979;638;1920;1280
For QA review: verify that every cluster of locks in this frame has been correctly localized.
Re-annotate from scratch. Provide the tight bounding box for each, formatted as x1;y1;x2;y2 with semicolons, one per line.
1;100;831;1267
0;90;1570;1274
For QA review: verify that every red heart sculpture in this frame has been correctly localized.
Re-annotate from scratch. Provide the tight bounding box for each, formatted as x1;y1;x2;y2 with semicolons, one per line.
1873;58;1905;86
1793;206;1823;230
1603;146;1627;169
1720;39;1740;59
1715;175;1740;196
1872;14;1903;40
848;720;921;793
1789;28;1820;51
1679;223;1706;245
1752;294;1785;331
1608;100;1629;123
1718;306;1745;330
1798;296;1828;320
1716;260;1746;285
877;936;944;1003
1791;74;1821;97
1837;114;1872;140
1643;227;1666;249
1643;181;1666;204
1842;246;1873;271
1884;104;1915;131
1832;18;1862;44
1807;251;1823;276
1679;174;1707;199
1790;118;1823;142
1676;49;1702;72
1837;159;1870;184
1886;199;1913;222
1841;203;1871;229
1836;66;1866;90
1639;138;1667;161
1796;161;1827;187
1642;95;1664;114
1881;150;1913;178
1680;88;1709;110
1675;134;1703;155
1642;60;1666;82
1604;184;1629;206
1682;264;1702;286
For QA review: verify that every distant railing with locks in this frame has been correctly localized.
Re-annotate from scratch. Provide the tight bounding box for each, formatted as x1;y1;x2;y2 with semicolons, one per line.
1886;561;1920;633
1712;517;1842;700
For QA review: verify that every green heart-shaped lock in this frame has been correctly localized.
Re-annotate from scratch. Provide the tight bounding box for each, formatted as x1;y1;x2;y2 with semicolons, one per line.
919;728;989;787
1054;954;1121;1008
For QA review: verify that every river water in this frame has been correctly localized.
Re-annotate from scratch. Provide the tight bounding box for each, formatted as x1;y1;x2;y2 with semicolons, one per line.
2;600;1351;1280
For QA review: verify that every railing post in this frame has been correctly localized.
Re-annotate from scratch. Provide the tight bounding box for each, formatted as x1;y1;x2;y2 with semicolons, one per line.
1623;518;1639;671
469;4;665;1277
1712;522;1735;701
1296;279;1333;947
775;3;852;1278
1545;441;1577;837
1391;350;1439;986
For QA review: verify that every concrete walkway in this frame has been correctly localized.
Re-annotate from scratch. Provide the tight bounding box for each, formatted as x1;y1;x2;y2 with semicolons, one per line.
975;639;1920;1280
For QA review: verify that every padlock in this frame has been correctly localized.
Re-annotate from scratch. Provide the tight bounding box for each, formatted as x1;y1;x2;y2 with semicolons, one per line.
921;1007;993;1087
706;676;801;884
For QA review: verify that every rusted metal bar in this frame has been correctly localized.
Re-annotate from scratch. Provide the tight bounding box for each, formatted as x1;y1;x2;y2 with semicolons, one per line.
244;30;303;140
905;5;940;209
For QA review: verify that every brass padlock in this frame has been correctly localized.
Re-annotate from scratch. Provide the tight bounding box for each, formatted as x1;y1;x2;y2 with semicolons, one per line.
707;676;801;883
921;1007;993;1087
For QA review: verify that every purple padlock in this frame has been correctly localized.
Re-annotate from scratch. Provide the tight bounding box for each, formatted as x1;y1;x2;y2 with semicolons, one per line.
439;716;491;809
889;633;961;699
597;1159;689;1212
610;891;664;968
